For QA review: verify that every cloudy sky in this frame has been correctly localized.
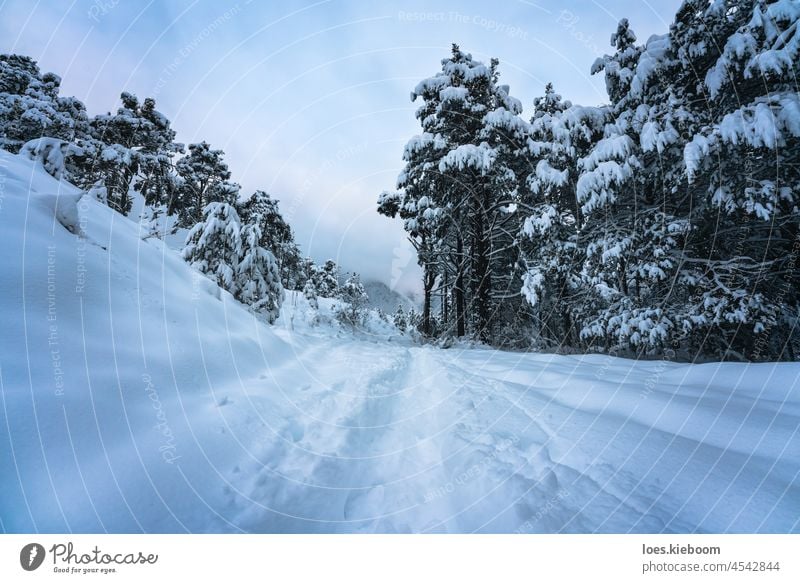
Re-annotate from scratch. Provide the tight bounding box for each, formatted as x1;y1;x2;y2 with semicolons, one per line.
1;0;681;295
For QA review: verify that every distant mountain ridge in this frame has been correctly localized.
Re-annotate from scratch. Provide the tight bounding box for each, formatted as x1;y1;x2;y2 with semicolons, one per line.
363;279;419;314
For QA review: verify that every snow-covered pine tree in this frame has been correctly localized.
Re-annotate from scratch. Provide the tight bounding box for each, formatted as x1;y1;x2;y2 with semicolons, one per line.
174;141;240;226
569;1;800;360
407;307;421;333
432;47;507;341
384;44;527;341
591;18;642;104
237;190;302;289
236;213;284;323
71;94;138;213
574;19;691;355
377;186;441;335
393;305;408;332
182;201;242;294
377;114;447;337
336;272;369;327
476;76;530;343
278;244;304;291
312;259;340;298
675;0;800;359
296;256;316;290
67;92;181;215
517;84;609;348
128;96;183;210
19;137;82;180
0;54;89;153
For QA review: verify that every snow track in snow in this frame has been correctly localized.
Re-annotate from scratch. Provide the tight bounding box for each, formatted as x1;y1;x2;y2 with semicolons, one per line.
216;333;798;533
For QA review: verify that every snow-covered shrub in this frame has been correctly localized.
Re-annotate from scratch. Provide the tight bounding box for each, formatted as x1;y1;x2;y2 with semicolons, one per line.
86;180;108;204
20;137;81;179
303;280;318;311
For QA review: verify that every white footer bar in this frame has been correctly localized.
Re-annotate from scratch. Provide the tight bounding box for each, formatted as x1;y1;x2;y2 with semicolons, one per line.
1;534;796;582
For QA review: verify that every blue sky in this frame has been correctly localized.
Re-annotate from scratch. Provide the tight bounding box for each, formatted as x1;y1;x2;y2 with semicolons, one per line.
1;0;682;295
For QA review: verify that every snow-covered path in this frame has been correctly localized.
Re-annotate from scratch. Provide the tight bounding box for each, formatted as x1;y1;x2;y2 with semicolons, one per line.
202;327;799;533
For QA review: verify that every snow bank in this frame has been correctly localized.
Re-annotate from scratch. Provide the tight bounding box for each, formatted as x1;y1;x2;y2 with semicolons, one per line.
0;150;297;532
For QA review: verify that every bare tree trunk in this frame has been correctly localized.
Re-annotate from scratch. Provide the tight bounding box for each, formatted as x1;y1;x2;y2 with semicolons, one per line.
422;265;434;336
455;235;466;337
471;193;492;342
442;268;449;329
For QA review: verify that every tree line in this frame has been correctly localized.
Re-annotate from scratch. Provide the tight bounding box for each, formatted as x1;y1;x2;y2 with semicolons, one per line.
0;53;359;323
378;0;800;361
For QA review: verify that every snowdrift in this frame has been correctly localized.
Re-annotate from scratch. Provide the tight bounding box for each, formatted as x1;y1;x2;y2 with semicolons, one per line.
0;150;302;531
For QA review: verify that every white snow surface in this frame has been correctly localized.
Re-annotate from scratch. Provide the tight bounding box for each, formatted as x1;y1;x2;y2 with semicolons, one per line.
1;150;798;533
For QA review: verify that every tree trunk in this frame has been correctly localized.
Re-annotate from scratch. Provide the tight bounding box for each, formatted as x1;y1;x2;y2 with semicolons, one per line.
471;193;492;342
455;236;466;337
442;268;449;330
562;299;573;346
422;264;434;336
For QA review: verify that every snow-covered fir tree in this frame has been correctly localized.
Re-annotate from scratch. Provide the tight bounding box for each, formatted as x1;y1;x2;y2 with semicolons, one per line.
237;190;303;289
236;213;284;323
182;201;242;293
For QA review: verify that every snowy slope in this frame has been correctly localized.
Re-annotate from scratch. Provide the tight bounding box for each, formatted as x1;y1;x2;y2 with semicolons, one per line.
0;150;798;533
0;150;300;532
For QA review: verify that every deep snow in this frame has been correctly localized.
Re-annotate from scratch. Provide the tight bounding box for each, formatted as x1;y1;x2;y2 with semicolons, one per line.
0;150;798;533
